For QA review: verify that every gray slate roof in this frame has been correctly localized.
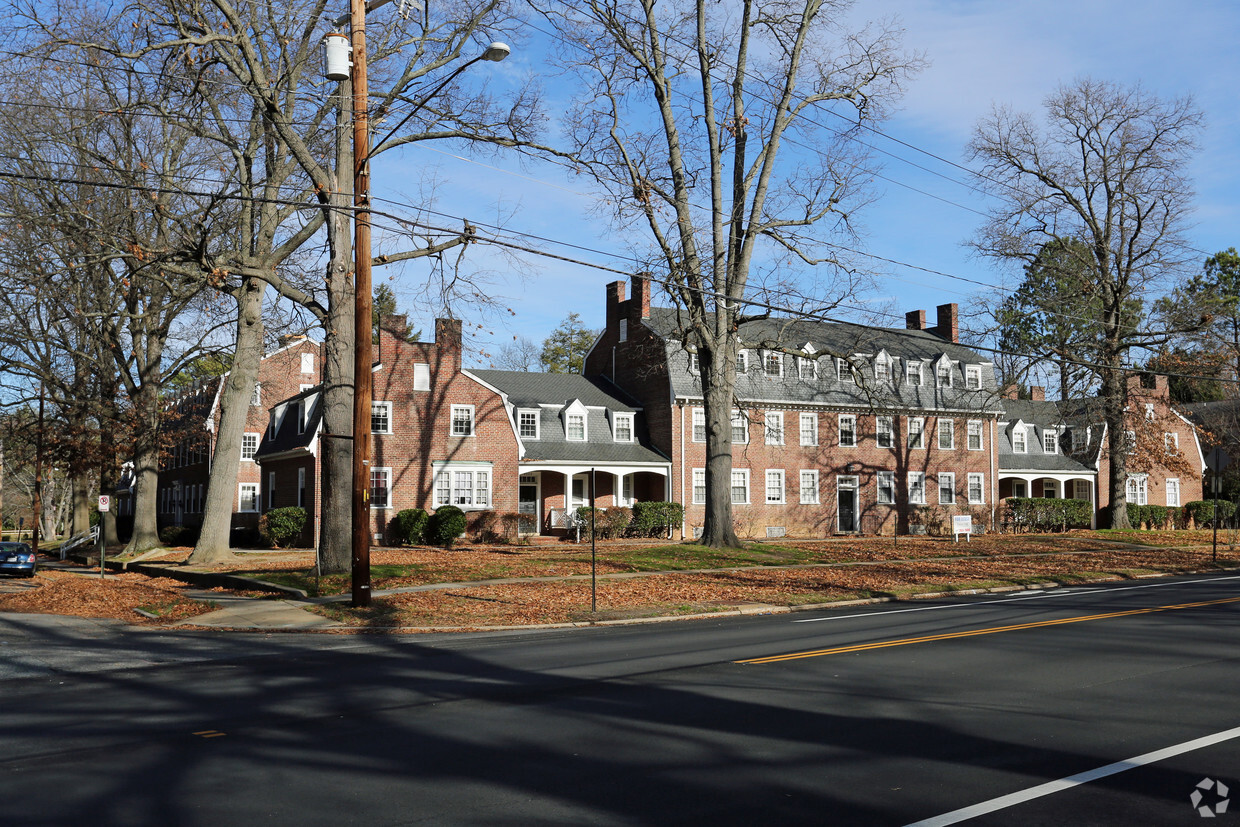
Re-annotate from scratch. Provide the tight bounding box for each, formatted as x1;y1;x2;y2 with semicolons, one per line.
253;386;321;460
469;370;668;465
998;399;1096;474
644;308;1004;414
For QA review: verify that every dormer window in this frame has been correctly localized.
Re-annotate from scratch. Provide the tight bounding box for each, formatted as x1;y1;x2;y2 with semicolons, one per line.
837;357;857;384
612;412;634;443
1043;429;1058;454
1013;424;1027;453
688;351;699;373
518;409;539;440
1072;427;1087;452
737;350;750;374
764;351;783;378
797;357;817;380
935;356;953;388
874;351;892;382
966;365;982;389
906;361;923;386
564;400;588;441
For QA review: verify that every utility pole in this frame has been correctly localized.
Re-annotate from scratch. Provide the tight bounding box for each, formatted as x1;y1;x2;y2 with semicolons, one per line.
350;0;373;608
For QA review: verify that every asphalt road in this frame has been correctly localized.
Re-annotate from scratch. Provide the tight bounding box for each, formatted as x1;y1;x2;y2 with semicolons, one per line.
2;572;1238;826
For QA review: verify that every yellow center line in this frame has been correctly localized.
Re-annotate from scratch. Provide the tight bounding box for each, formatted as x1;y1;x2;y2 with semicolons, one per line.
736;595;1240;665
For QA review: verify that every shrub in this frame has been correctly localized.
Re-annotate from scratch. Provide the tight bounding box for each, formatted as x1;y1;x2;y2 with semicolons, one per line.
391;508;428;545
259;507;306;548
1139;504;1169;530
158;524;199;547
1126;502;1142;529
1185;500;1238;528
428;505;467;547
602;506;632;539
629;501;684;537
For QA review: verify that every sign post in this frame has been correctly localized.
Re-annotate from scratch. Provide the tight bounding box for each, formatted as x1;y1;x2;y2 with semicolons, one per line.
952;514;972;543
97;495;110;577
1205;448;1231;562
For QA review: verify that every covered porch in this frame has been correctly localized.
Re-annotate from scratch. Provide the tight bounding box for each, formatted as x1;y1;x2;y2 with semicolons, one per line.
517;462;671;535
998;472;1098;529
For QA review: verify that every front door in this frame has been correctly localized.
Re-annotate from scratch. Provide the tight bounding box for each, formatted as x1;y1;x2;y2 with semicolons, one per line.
518;475;539;534
837;476;858;533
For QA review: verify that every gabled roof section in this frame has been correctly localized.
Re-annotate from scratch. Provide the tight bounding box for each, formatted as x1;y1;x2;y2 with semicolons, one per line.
998;399;1097;473
253;385;322;461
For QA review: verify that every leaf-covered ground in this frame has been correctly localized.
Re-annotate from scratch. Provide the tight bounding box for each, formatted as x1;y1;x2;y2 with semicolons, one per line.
4;532;1235;629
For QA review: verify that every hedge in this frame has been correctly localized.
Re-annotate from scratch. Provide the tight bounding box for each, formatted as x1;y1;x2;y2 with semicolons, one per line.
572;506;633;540
1004;498;1093;532
259;507;306;548
628;501;684;538
392;508;429;545
1184;500;1237;528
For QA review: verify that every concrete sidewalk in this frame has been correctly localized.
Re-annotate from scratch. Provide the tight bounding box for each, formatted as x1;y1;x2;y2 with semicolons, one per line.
175;590;344;630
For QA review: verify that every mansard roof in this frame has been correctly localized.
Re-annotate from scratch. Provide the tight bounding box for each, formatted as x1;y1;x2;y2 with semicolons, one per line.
998;399;1098;473
643;307;1003;413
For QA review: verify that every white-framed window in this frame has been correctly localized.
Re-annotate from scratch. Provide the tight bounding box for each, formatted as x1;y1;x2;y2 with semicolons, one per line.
688;351;699;372
731;409;749;444
765;469;785;504
370;467;392;509
619;319;628;342
1072;428;1087;452
875;354;891;382
297;467;306;508
797;357;817;380
692;468;706;504
301;352;314;374
1040;429;1056;453
296;400;307;436
1043;480;1056;498
800;470;819;504
936;359;953;387
968;473;985;504
692;407;706;442
737;350;750;373
1073;480;1091;501
250;382;262;407
877;471;895;505
877;415;894;449
268;471;277;510
938;418;954;450
908;472;926;505
239;483;259;513
1166;478;1181;507
413;363;431;391
800;412;818;446
765;411;784;445
839;414;857;447
518;409;539;440
620;475;634;507
1013;426;1027;453
730;469;749;504
371;401;392;434
906;361;923;386
566;412;586;441
966;365;982;389
1165;432;1179;453
433;464;492;509
938;472;955;505
908;417;925;449
764;351;783;378
1126;475;1148;505
241;432;259;461
837;357;856;384
451;405;475;437
968;420;984;451
613;412;634;443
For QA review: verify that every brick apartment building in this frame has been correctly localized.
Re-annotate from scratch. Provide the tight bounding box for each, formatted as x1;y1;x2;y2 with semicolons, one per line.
158;276;1205;545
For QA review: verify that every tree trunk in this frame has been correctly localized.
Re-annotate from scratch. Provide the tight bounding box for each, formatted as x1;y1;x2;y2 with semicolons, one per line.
70;470;90;537
125;384;163;553
1101;359;1132;529
698;348;742;548
188;277;266;564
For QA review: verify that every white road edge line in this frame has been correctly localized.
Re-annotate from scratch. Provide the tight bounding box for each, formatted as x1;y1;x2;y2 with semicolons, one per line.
902;724;1240;827
792;574;1240;623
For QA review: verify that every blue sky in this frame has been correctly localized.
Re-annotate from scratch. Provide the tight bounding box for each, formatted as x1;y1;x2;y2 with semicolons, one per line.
369;0;1240;368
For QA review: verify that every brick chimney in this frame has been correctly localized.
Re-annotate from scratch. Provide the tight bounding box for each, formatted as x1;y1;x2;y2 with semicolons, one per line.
435;318;463;371
1030;386;1045;402
379;314;409;339
606;280;626;329
1002;383;1020;400
934;303;959;343
632;273;651;320
906;309;927;331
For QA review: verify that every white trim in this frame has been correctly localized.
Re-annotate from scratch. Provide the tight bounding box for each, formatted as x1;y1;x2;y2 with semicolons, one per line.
612;411;635;443
371;400;393;434
800;470;819;504
451;404;476;437
765;469;785;504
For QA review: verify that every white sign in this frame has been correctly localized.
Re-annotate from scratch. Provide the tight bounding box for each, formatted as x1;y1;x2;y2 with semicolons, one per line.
97;495;111;512
952;514;972;541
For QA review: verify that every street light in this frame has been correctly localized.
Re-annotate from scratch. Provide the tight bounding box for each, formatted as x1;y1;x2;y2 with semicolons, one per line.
331;4;510;606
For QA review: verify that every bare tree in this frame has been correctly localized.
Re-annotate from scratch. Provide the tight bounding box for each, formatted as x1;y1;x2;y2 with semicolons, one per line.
491;335;541;371
538;0;923;546
968;79;1204;528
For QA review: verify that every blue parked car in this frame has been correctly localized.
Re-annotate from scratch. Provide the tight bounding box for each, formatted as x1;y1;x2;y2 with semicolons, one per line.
0;542;36;577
